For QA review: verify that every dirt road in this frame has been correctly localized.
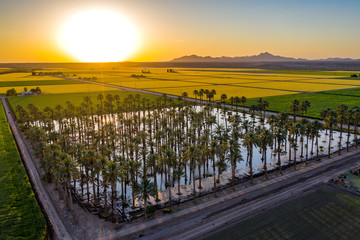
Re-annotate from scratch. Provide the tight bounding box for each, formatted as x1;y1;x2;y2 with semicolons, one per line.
1;97;72;240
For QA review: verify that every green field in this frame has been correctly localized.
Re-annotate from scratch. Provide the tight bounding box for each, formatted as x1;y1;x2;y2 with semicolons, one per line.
8;90;159;111
0;101;47;239
244;89;360;118
207;186;360;240
322;88;360;97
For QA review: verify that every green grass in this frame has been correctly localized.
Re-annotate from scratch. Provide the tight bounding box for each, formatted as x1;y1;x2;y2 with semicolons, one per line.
245;90;360;118
322;88;360;97
8;90;160;111
0;80;81;87
0;101;47;239
206;187;360;240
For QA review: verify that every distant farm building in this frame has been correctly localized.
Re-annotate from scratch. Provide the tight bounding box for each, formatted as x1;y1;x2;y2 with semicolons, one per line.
21;91;35;95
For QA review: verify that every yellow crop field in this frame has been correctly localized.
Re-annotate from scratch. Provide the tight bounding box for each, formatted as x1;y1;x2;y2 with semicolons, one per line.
0;73;62;81
114;80;211;89
0;84;118;94
151;85;297;100
3;68;356;100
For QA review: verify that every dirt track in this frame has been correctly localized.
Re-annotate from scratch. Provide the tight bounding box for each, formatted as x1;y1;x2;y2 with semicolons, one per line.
1;97;71;240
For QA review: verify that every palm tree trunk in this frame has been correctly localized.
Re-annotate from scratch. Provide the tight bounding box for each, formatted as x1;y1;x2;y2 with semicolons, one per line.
249;147;253;184
198;164;202;190
168;184;172;208
103;183;108;213
263;147;268;179
328;129;332;158
192;167;196;199
212;156;217;195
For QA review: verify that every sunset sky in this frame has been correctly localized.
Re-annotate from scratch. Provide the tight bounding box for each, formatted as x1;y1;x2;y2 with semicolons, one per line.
1;0;360;63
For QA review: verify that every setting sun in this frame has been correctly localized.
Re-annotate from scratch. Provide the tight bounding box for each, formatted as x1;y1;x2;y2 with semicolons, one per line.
59;9;139;62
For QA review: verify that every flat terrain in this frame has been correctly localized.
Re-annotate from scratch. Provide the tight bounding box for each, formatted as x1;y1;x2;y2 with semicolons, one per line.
0;72;119;94
80;68;360;99
8;90;158;111
244;90;360;118
2;69;360;113
0;100;46;239
54;68;360;118
206;186;360;240
2;67;360;239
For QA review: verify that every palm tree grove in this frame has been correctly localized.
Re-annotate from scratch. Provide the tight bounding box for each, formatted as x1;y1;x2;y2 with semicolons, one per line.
14;90;360;223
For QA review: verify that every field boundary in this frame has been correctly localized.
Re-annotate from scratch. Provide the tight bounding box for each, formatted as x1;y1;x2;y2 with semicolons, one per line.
1;97;72;240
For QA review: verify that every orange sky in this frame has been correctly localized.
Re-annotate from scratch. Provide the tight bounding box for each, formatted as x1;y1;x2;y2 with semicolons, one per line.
1;0;360;63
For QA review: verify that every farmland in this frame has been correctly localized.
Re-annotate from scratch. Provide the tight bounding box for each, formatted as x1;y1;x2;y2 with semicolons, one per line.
244;90;360;118
2;67;360;238
0;83;118;95
0;101;47;239
206;186;360;240
0;72;119;94
8;90;157;111
2;68;360;118
64;68;360;101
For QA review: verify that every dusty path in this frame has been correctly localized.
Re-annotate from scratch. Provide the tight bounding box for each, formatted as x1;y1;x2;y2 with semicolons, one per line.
1;97;72;240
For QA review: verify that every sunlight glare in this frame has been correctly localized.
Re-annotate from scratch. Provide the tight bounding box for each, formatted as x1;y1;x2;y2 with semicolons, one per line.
59;9;139;62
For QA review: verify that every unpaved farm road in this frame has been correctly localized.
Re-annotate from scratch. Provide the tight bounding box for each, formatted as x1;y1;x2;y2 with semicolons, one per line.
1;97;71;240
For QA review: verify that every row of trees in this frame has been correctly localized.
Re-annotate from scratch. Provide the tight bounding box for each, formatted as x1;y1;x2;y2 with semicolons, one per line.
6;86;42;96
15;93;360;220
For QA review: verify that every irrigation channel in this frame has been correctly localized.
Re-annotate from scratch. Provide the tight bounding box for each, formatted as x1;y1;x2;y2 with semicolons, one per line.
16;97;355;222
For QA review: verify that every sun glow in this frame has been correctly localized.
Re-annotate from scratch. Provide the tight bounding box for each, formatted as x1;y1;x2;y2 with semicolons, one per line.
59;9;139;62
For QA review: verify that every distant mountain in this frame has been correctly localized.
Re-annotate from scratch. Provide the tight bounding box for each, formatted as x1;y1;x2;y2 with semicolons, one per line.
317;57;356;61
170;52;306;62
170;52;360;62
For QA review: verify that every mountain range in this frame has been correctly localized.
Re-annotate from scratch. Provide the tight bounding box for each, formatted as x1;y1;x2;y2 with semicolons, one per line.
170;52;359;62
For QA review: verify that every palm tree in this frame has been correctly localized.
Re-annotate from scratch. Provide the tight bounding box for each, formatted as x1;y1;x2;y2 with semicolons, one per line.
257;128;273;179
58;153;79;213
188;145;198;199
220;94;227;106
300;100;311;117
240;96;247;107
211;89;217;101
323;110;337;158
193;90;199;103
134;179;157;218
336;104;348;155
228;138;242;188
352;107;360;148
106;161;123;216
210;140;219;195
234;96;240;109
126;159;141;207
290;99;300;122
243;132;257;184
